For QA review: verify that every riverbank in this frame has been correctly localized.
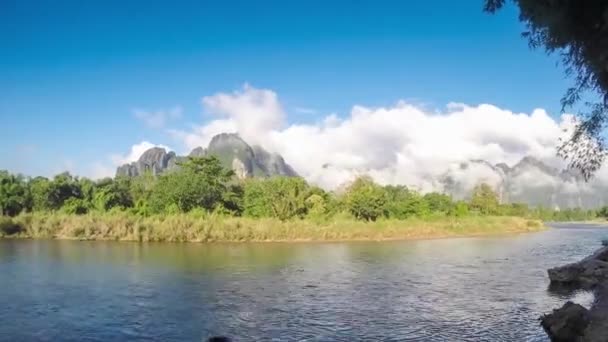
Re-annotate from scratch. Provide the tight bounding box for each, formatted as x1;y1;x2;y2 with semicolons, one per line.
547;220;608;226
0;213;545;242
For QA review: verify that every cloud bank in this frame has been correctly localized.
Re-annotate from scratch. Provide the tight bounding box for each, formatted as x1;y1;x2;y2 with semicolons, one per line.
165;85;581;191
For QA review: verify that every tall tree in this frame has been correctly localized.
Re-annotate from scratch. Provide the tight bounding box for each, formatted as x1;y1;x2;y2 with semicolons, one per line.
470;183;499;215
47;172;83;210
485;1;608;179
345;176;387;221
243;177;310;220
0;171;30;216
148;156;234;213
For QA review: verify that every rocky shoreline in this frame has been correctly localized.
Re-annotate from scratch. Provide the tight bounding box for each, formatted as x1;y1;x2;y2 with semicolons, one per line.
541;244;608;341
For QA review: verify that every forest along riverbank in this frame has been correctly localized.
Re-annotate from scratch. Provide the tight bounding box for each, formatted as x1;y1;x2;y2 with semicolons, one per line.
0;213;544;242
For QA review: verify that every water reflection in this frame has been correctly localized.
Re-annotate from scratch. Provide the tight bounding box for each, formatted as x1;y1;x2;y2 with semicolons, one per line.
0;226;606;341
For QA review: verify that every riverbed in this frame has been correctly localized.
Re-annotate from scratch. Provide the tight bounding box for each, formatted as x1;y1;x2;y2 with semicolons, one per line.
0;224;606;341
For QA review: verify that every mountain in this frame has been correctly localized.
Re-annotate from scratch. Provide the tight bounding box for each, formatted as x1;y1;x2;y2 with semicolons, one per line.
440;156;608;209
117;132;606;209
116;133;298;179
116;147;181;177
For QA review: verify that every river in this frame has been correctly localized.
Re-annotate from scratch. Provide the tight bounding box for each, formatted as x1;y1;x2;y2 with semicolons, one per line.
0;224;606;341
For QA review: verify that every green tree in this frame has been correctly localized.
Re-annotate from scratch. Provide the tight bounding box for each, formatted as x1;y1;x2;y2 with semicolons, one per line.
383;185;431;219
243;177;310;220
243;179;273;218
423;192;454;215
148;156;234;213
598;206;608;220
48;172;83;210
469;183;499;215
504;203;530;217
94;177;133;211
61;197;90;215
449;200;470;217
485;1;608;179
79;178;97;206
305;194;327;218
344;176;386;221
0;171;30;216
29;176;52;211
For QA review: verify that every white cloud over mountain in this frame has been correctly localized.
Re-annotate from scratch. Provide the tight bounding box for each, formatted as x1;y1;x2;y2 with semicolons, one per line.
94;83;608;203
166;84;580;190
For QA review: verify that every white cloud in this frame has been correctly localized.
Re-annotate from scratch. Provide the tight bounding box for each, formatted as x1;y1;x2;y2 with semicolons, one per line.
134;106;182;128
169;84;586;191
110;141;172;165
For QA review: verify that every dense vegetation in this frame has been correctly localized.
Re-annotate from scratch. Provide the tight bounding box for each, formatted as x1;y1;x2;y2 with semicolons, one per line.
1;155;597;240
0;156;603;223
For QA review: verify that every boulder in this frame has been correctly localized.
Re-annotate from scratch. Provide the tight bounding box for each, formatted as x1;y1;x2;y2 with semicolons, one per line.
540;301;590;342
548;246;608;289
543;245;608;341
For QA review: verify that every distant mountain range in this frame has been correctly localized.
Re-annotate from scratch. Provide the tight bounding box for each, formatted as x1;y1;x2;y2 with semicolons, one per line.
116;133;607;209
440;157;607;209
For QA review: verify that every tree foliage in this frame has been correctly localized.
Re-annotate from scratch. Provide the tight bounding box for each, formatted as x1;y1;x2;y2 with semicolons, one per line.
485;0;608;179
0;171;29;216
1;165;605;223
344;176;387;221
149;156;235;213
243;177;311;220
383;185;429;219
470;183;499;215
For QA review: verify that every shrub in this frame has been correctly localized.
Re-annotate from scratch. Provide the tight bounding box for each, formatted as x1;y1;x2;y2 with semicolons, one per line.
61;198;89;215
0;216;24;235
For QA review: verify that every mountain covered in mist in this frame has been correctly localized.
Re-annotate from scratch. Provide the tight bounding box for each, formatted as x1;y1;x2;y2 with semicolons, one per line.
117;133;607;209
116;133;297;179
440;156;608;209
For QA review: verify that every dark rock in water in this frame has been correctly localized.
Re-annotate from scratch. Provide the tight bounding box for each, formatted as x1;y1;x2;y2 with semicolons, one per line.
543;245;608;341
540;301;590;342
548;246;608;289
602;239;608;247
207;337;231;342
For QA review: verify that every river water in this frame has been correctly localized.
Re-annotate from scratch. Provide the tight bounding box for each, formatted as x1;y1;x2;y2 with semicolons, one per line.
0;224;606;341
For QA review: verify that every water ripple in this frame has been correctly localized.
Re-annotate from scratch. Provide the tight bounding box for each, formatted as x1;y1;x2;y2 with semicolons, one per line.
0;227;606;341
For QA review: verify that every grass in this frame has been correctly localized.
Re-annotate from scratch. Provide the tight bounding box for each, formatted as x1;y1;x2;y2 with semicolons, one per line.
0;212;545;242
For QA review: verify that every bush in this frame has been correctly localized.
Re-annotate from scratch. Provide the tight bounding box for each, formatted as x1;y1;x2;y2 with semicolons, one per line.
61;198;90;215
0;216;24;235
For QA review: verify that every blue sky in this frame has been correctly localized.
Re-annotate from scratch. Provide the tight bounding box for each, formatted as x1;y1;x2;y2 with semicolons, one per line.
0;0;573;178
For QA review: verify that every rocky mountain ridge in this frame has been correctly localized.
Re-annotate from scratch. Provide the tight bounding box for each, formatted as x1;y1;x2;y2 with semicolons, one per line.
116;133;297;179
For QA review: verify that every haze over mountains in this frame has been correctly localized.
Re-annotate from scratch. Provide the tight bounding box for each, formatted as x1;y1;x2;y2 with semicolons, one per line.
117;132;607;209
